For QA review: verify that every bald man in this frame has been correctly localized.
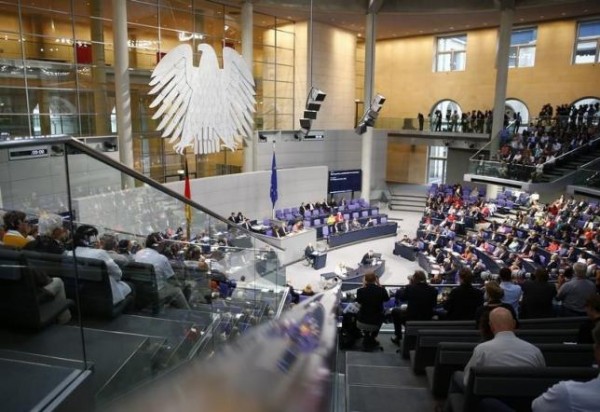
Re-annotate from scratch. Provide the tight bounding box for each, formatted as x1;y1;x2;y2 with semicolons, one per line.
451;307;545;394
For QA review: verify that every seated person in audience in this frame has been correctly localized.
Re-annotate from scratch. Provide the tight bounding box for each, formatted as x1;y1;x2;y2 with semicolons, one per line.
227;212;237;223
577;294;600;344
117;239;136;262
299;202;307;215
361;249;375;266
292;220;304;233
448;307;545;395
390;270;438;345
304;243;315;266
2;210;32;248
235;211;246;223
498;267;523;317
68;225;133;306
364;217;376;228
532;322;600;412
556;262;596;317
546;253;560;271
134;232;190;309
22;212;71;324
475;281;518;341
301;284;315;296
23;212;67;255
335;211;345;233
443;268;484;320
521;268;557;319
99;233;129;267
350;217;362;230
326;213;336;232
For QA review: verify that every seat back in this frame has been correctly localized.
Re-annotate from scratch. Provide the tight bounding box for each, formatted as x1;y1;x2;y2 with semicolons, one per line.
460;366;599;412
122;261;160;314
61;256;113;317
0;248;42;328
431;342;595;398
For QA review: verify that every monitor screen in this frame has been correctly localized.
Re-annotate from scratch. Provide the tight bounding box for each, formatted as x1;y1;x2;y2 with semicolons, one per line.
328;169;362;194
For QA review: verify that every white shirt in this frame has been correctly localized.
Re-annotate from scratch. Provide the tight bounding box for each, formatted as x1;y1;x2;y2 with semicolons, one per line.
532;375;600;412
69;247;131;304
134;248;175;290
463;331;545;385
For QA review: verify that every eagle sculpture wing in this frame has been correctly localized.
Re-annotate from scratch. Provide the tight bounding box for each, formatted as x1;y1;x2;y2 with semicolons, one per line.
149;43;255;155
148;44;194;152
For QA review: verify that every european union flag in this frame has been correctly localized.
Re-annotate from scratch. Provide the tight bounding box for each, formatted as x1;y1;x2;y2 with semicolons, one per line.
270;148;278;208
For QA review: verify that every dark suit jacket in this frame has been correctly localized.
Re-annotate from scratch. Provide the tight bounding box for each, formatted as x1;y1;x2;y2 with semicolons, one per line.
356;283;390;325
443;284;484;320
396;282;438;321
520;280;557;318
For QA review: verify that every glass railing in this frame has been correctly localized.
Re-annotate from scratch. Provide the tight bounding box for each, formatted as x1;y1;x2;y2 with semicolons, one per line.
377;116;492;134
0;135;299;409
569;166;600;188
468;135;600;183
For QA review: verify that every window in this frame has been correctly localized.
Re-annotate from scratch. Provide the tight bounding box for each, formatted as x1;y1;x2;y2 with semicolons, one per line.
509;28;536;68
436;35;467;72
574;20;600;64
427;146;448;184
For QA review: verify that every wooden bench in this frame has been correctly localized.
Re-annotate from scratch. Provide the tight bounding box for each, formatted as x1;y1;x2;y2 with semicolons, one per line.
411;328;579;375
448;366;598;412
0;248;72;329
427;342;595;399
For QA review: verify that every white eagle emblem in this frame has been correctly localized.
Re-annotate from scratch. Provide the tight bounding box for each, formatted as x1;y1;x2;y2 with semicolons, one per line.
148;44;255;155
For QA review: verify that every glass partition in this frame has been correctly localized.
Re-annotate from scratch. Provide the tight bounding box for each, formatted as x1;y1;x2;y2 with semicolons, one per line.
0;136;290;408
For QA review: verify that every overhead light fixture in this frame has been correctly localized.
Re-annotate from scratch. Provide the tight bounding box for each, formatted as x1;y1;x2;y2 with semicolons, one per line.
258;133;268;142
354;93;386;135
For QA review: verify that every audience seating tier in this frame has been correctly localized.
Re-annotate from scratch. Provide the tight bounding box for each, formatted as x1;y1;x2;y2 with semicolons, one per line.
0;248;73;329
410;328;580;375
121;262;160;315
448;366;599;412
401;317;587;360
427;342;595;399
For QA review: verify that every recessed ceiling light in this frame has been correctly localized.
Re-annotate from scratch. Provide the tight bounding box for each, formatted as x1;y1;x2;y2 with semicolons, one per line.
449;26;454;30
483;22;488;26
419;30;424;33
540;15;544;18
561;12;566;16
465;24;470;28
520;18;524;21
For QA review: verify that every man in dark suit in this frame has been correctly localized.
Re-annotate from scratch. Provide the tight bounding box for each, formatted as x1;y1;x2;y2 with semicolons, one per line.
390;270;438;345
356;272;390;350
443;267;484;320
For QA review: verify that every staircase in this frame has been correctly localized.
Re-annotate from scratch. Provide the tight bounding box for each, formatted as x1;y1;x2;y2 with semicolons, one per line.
388;185;427;213
343;332;435;412
536;145;600;183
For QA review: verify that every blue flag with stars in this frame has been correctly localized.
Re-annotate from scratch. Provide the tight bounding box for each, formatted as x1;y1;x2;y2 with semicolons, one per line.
270;147;278;209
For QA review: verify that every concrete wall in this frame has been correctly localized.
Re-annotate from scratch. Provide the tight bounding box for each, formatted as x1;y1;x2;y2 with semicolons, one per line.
294;21;357;131
255;129;388;199
446;148;478;185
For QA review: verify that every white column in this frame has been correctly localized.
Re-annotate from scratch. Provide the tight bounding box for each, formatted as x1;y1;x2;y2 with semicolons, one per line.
490;0;514;154
241;0;255;172
112;0;134;188
361;11;377;201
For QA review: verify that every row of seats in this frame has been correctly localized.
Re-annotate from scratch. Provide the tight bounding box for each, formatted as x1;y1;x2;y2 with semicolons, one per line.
0;247;163;328
396;317;592;409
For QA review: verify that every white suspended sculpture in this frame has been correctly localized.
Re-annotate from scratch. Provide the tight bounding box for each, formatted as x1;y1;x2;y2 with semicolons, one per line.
149;44;255;155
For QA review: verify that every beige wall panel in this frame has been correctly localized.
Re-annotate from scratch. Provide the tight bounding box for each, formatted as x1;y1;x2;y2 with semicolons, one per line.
386;142;427;183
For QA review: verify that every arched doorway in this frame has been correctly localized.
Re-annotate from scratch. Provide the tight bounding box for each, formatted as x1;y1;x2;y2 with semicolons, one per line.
505;98;529;133
429;99;462;132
